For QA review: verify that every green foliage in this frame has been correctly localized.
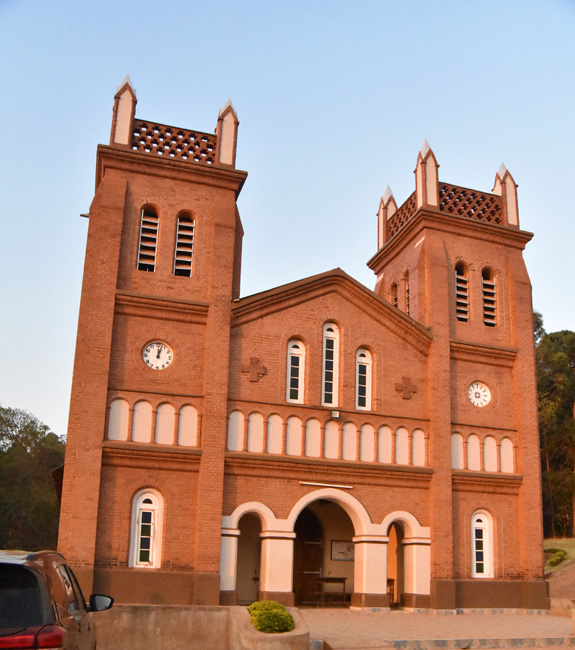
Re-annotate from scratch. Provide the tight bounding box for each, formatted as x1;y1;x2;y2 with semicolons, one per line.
250;609;294;634
545;547;567;566
535;321;575;537
248;600;286;614
248;601;295;634
0;406;65;550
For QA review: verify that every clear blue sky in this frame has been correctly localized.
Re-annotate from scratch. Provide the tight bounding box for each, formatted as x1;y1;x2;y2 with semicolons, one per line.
1;0;574;436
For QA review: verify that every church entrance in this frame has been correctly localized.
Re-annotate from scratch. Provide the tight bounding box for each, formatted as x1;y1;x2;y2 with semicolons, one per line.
236;513;261;605
387;522;405;607
293;500;355;605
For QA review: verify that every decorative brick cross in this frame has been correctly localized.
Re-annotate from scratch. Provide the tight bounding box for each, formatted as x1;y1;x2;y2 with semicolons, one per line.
395;376;418;399
242;357;267;382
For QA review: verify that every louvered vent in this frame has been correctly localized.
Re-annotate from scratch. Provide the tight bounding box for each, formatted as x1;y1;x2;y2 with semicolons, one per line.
173;217;195;277
137;208;159;272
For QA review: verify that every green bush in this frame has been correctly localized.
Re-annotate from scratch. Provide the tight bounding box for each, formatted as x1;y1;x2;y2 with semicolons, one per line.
248;600;286;614
250;608;295;634
545;547;567;567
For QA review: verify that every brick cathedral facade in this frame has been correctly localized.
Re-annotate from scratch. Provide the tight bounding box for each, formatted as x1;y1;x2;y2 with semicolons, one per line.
58;78;548;609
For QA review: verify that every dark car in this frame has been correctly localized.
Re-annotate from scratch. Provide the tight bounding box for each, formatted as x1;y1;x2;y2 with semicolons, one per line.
0;550;113;649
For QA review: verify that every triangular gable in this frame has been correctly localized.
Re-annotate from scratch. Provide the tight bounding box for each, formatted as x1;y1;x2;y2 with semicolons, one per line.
232;268;432;355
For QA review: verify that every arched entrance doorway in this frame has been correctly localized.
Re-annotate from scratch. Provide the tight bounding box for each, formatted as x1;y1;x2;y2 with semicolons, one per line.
236;513;261;605
293;500;355;605
387;522;405;607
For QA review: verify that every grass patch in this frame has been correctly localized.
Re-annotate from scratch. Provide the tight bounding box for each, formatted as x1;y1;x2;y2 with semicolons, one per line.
544;538;575;574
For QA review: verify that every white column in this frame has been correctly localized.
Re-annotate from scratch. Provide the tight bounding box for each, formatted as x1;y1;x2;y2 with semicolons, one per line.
403;538;431;595
219;528;240;591
353;535;389;595
259;532;296;594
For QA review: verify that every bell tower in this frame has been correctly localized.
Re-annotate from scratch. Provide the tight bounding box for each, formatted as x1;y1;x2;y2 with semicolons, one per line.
368;144;544;608
58;77;247;603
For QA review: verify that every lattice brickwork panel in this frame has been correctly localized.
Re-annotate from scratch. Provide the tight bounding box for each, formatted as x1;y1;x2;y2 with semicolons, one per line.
130;119;217;165
388;192;417;238
439;184;502;224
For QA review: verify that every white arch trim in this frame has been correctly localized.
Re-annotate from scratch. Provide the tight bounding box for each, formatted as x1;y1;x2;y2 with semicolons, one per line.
381;510;430;539
286;488;374;535
222;501;280;532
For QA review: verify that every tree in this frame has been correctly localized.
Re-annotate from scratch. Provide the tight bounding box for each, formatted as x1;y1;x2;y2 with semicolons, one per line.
535;322;575;537
0;406;65;550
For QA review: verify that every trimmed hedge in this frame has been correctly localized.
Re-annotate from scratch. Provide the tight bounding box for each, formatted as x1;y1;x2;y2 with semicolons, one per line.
248;600;295;634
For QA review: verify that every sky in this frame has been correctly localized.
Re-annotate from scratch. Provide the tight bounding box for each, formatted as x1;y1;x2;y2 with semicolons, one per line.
1;0;574;437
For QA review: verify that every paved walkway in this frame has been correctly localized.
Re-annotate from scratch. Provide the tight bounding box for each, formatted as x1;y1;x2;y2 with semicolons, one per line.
300;609;574;650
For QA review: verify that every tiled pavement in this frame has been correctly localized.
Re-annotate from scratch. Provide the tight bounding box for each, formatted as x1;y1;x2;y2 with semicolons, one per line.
300;608;575;650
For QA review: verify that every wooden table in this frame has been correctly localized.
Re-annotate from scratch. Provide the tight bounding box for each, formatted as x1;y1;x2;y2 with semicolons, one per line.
312;576;348;606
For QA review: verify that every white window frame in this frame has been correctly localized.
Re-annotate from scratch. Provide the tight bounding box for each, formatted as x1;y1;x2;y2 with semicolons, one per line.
137;207;159;272
286;340;305;404
471;510;494;578
129;489;164;568
173;214;195;277
322;323;339;407
355;348;372;411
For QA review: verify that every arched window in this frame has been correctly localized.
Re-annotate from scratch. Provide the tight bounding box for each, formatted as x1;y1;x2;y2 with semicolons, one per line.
356;348;372;410
467;434;481;471
451;433;464;470
500;437;514;473
178;405;198;447
455;262;469;322
227;410;244;451
412;429;426;466
482;268;496;327
108;399;129;441
155;403;175;445
132;401;153;443
395;427;409;465
305;418;321;458
483;436;498;472
322;323;339;406
129;490;164;568
173;212;195;277
286;340;305;403
267;414;283;454
247;412;264;453
137;206;159;272
391;283;398;308
471;510;494;578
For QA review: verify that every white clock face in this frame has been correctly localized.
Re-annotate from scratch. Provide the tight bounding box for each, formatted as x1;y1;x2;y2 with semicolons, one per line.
142;341;173;370
468;382;491;407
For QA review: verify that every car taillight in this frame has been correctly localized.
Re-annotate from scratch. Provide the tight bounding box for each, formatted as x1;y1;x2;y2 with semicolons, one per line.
0;627;37;648
35;626;65;649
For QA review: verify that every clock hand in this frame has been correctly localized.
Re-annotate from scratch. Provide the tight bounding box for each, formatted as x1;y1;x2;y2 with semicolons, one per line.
156;344;162;359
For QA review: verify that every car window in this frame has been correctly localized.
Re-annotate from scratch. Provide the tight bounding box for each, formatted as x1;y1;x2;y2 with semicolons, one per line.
53;562;81;614
0;565;44;629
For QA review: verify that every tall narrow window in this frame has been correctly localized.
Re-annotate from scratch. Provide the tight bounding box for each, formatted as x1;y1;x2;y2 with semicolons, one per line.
322;323;339;406
455;262;469;322
129;490;163;568
286;340;305;403
482;268;496;327
137;207;159;272
391;283;398;308
356;348;372;410
173;213;195;277
471;510;493;578
404;274;410;316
